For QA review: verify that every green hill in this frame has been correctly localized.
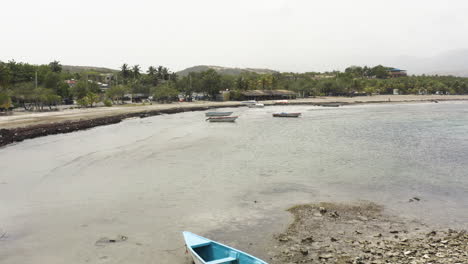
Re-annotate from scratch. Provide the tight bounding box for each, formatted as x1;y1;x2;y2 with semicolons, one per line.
62;65;118;74
177;65;278;76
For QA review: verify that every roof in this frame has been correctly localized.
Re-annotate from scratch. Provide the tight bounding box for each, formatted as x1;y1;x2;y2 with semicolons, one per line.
241;90;296;96
388;68;406;72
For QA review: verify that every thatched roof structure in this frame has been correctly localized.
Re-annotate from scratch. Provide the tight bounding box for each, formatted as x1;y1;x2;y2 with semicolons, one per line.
241;90;296;96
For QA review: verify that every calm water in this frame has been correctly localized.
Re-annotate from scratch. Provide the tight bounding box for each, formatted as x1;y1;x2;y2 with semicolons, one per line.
0;102;467;264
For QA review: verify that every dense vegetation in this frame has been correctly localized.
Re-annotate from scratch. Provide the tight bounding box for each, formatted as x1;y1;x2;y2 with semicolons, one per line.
2;61;468;111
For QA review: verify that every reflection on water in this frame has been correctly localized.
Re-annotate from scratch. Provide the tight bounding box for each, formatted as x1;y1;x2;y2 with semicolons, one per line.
0;102;467;264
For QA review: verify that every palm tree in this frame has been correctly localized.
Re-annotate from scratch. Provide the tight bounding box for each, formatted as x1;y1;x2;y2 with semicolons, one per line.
147;66;158;86
120;63;131;79
170;72;178;81
132;65;141;79
162;67;169;80
49;60;62;73
156;66;164;79
147;66;157;76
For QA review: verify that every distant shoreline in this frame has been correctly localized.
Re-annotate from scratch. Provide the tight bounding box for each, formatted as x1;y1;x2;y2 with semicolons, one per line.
1;95;468;147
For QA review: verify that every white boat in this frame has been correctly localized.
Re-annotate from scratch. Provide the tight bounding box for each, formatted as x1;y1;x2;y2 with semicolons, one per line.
241;100;257;105
274;100;289;104
183;231;268;264
206;116;238;122
247;103;264;108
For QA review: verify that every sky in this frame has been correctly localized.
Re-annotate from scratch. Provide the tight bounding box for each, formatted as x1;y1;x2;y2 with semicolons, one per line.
1;0;468;73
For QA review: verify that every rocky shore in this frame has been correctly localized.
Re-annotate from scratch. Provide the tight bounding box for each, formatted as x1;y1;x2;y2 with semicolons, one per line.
269;202;467;264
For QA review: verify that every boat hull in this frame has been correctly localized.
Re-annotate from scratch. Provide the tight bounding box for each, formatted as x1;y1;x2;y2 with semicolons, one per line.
205;112;233;117
207;116;238;122
248;103;264;108
273;112;301;117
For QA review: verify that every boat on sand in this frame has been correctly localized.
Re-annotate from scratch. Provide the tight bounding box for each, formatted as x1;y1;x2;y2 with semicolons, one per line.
206;116;238;122
241;100;257;105
183;231;268;264
272;112;301;118
205;112;233;117
248;103;264;108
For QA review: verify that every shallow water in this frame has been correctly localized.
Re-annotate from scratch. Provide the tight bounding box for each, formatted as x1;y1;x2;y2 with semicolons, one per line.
0;102;467;263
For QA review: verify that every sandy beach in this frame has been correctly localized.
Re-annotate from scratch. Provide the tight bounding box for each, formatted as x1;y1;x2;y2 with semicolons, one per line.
2;95;468;130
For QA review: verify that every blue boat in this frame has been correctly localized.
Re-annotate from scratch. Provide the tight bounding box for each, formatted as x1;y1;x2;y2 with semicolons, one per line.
183;231;268;264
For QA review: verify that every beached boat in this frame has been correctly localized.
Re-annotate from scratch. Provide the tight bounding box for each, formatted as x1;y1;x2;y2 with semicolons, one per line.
272;112;301;118
274;100;289;104
205;112;233;117
183;231;268;264
321;103;341;107
248;103;264;108
241;100;257;105
206;116;238;122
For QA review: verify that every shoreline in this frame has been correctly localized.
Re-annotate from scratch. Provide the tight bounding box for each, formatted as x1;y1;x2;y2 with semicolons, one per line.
1;95;468;147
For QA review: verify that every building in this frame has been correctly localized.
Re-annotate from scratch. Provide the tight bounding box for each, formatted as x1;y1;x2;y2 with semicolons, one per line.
240;90;297;101
388;68;407;78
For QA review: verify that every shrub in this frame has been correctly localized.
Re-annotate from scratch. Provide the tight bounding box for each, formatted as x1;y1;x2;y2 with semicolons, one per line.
104;99;112;107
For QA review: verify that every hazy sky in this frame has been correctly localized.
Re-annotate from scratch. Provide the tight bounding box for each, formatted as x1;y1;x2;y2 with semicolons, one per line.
2;0;468;72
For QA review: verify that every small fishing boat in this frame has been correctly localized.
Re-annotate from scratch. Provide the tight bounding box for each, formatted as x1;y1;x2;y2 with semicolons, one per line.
321;103;340;107
241;100;257;105
183;231;268;264
205;112;233;117
206;116;238;122
272;112;301;118
248;103;264;108
274;100;289;104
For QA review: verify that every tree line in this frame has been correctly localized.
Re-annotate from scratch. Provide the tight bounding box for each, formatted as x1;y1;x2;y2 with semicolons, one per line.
2;61;468;111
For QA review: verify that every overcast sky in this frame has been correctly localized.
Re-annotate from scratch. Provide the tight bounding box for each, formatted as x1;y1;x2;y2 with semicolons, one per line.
1;0;468;73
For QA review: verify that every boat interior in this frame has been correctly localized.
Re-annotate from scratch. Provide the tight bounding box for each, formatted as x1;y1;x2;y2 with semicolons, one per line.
192;242;261;264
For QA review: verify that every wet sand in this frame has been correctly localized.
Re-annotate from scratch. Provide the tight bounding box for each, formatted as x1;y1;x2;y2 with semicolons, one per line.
1;102;467;264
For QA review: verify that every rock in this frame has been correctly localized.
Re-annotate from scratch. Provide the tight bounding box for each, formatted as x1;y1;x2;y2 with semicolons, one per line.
389;230;399;234
95;235;128;246
357;216;368;221
318;253;333;259
355;230;362;235
301;236;313;243
413;197;420;201
300;248;309;255
330;237;338;242
319;207;327;214
330;211;339;218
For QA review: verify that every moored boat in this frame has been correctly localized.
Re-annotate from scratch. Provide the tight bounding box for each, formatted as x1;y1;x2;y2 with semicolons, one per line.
206;116;238;122
183;231;268;264
321;103;340;107
205;112;233;117
241;100;257;105
274;100;289;104
272;112;301;118
248;103;264;108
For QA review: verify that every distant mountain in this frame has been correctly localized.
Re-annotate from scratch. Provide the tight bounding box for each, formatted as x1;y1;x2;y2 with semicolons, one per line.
389;49;468;77
177;65;278;76
62;65;118;74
